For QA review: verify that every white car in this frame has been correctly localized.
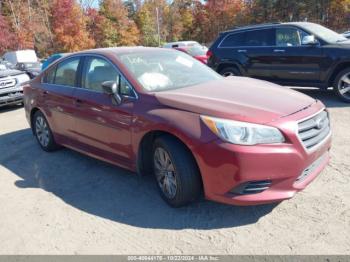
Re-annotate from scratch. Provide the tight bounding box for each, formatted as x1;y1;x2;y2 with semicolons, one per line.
163;41;206;49
0;63;30;107
342;31;350;39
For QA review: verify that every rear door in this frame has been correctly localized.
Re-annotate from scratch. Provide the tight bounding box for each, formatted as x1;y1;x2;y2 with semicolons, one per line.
270;26;323;85
71;55;136;168
241;29;275;80
217;29;275;80
40;57;82;143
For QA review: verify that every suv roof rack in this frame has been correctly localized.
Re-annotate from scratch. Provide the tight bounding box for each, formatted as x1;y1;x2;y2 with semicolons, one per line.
224;22;282;33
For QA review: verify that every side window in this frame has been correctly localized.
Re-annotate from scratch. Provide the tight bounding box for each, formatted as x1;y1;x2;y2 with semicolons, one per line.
276;28;306;47
120;77;134;97
83;57;119;92
54;58;80;87
244;29;275;46
43;66;56;84
220;32;245;47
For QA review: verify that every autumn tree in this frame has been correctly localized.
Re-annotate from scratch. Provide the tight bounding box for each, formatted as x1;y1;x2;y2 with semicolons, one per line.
96;0;140;46
135;4;159;46
2;0;35;50
0;15;17;53
51;0;95;52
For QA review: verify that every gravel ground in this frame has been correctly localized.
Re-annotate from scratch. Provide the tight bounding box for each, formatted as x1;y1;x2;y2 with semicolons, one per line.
0;88;349;255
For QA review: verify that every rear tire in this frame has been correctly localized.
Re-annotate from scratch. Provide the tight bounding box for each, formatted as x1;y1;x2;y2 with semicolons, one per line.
33;111;60;152
219;66;241;77
334;68;350;103
152;135;202;207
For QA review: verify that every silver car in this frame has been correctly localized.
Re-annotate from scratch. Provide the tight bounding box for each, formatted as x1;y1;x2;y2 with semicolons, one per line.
0;63;30;107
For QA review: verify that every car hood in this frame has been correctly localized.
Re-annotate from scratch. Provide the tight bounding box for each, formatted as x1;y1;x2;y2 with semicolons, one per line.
0;69;24;78
154;77;316;124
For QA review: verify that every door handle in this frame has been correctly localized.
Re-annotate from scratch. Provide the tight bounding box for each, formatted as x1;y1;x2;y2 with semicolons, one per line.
238;49;247;53
273;49;285;53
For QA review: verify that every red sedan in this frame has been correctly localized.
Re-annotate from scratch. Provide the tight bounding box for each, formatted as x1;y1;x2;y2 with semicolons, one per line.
174;46;209;64
23;47;331;207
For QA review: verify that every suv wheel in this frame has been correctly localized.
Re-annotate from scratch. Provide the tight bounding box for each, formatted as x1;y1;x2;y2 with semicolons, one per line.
334;68;350;102
33;111;60;151
219;66;241;77
152;135;202;207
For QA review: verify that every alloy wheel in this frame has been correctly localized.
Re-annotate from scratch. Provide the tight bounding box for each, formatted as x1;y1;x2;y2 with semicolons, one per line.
153;147;178;199
338;73;350;100
35;116;50;147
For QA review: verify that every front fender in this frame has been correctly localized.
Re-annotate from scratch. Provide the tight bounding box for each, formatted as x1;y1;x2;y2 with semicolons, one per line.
131;107;217;160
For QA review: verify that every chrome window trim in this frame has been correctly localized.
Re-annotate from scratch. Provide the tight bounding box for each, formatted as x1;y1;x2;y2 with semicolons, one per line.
218;26;319;49
41;53;139;100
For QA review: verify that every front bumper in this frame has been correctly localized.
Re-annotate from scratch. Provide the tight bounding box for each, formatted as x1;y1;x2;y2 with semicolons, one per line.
193;101;332;206
0;86;23;107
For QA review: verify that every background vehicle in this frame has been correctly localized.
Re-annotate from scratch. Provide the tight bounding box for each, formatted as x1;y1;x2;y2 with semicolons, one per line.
24;47;330;207
342;31;350;39
0;63;30;107
41;53;70;70
15;62;42;79
174;46;209;64
3;50;38;65
163;41;204;48
208;22;350;102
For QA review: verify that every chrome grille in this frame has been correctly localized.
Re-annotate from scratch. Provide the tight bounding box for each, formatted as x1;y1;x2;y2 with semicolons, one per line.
298;110;330;150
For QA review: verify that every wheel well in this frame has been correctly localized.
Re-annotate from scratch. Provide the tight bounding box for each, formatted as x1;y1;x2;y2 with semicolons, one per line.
328;62;350;87
137;131;201;179
30;107;40;131
217;63;241;74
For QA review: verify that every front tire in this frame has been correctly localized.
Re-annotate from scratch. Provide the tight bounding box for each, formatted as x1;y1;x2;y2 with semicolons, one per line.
33;111;60;152
334;68;350;103
153;135;202;207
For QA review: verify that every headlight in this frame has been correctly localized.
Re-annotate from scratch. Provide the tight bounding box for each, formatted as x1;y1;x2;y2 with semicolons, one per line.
201;115;285;145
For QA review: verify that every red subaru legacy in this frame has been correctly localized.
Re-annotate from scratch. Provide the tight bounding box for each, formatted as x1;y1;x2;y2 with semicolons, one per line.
23;47;331;207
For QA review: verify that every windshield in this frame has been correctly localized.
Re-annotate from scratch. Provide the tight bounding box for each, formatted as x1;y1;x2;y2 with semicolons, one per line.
0;64;7;70
119;50;221;92
303;23;348;43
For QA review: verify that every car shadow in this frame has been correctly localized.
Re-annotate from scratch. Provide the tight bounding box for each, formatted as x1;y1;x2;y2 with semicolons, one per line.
0;128;277;230
294;88;350;108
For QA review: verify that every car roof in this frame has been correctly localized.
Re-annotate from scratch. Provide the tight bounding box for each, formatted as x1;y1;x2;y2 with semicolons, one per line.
70;46;175;56
222;22;317;34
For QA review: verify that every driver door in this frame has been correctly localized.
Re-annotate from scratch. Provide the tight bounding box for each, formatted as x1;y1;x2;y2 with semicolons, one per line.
72;56;136;168
269;27;324;85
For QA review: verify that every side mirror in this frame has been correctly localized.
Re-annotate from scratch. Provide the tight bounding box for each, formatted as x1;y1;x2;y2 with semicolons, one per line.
101;80;122;105
302;35;318;46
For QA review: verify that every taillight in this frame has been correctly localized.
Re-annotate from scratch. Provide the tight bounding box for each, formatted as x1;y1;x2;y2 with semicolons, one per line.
206;50;213;58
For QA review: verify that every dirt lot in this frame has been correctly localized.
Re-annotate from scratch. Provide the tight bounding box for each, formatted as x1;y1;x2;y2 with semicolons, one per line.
0;88;349;255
